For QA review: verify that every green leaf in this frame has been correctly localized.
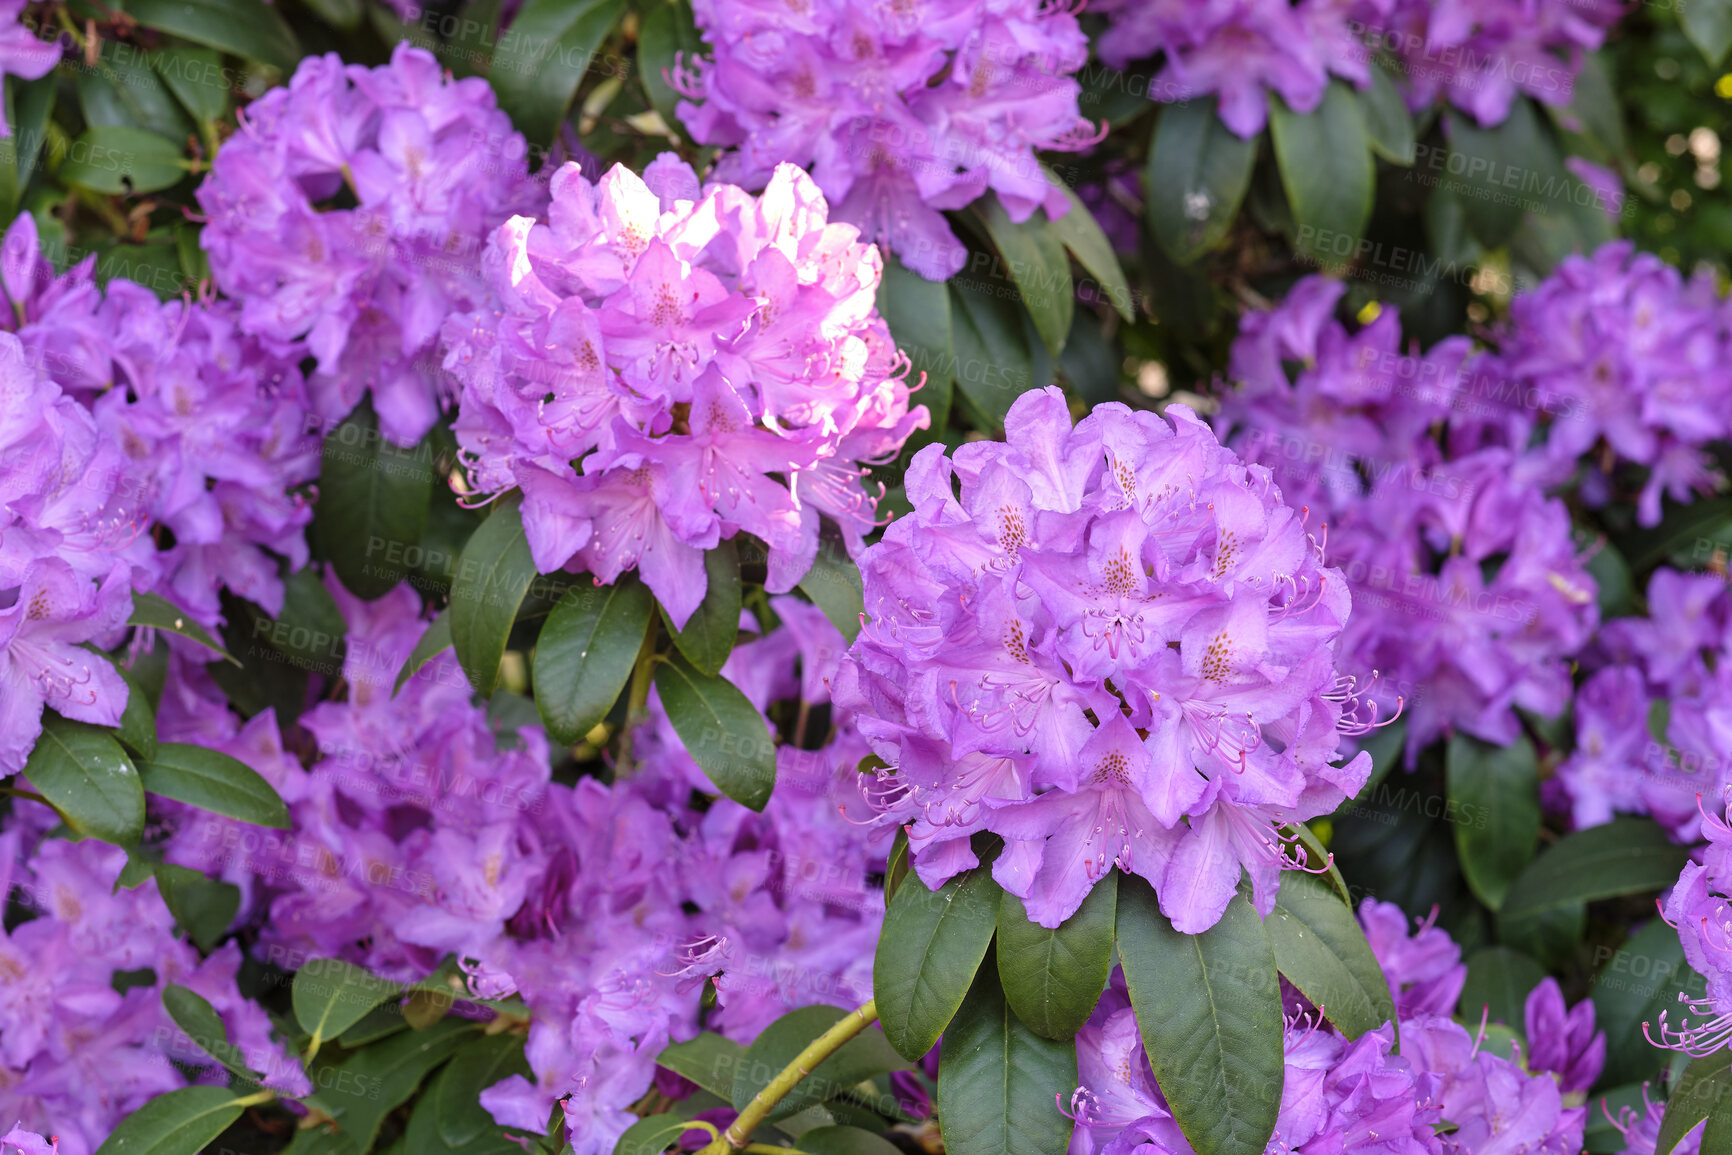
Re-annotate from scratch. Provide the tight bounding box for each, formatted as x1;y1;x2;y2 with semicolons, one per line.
128;592;236;663
1144;98;1257;264
253;566;347;675
1041;166;1134;321
883;826;910;905
949;279;1034;430
996;872;1115;1041
1683;0;1732;66
1657;1054;1732;1155
798;545;865;645
163;983;262;1081
1444;100;1563;250
935;956;1077;1155
873;865;1002;1062
656;1032;745;1100
293;958;403;1051
94;1085;250;1155
395;613;453;695
56;126;185;195
78;45;192;142
977;194;1072;357
24;714;145;846
613;1115;703;1155
1266;870;1396;1042
534;575;655;744
1498;818;1694;927
436;1033;532;1145
155;863;239;950
316;398;436;600
1117;878;1283;1155
793;1126;903;1155
662;541;740;676
109;656;159;762
653;652;777;810
152;45;234;123
1591;918;1707;1087
304;1017;481;1152
1359;62;1415;165
407;1058;526;1154
0;76;54;220
1445;734;1540;911
731;1006;907;1121
137;742;290;829
1459;947;1544;1029
636;0;701;136
1270;81;1374;269
876;254;954;431
489;0;626;144
449;493;538;697
302;0;363;30
126;0;300;71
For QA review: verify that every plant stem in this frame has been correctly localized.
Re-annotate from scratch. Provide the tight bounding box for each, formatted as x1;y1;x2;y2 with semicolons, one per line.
699;999;879;1154
0;787;48;804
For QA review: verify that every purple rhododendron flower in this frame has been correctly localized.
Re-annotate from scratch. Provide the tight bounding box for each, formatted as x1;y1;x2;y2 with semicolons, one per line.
837;385;1376;934
0;0;61;137
196;43;544;446
672;0;1099;279
1216;275;1599;760
1651;796;1732;1057
443;155;927;628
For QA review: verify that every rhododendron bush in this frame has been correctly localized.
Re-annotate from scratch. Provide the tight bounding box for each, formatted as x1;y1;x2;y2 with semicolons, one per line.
5;1;1732;1154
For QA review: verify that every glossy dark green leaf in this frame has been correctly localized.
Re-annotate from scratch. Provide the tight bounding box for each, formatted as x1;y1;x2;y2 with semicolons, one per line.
0;76;53;219
656;1032;744;1099
449;493;538;697
257;566;346;674
1267;870;1396;1041
793;1125;903;1155
662;541;739;676
1444;100;1562;249
93;1086;250;1155
128;592;235;663
1270;81;1374;268
1591;918;1707;1087
1446;734;1540;910
163;983;261;1081
798;545;865;645
1683;0;1732;66
873;865;1002;1061
78;45;192;141
884;826;910;904
949;279;1034;430
1117;879;1283;1155
395;613;452;695
316;398;436;600
1498;818;1694;927
654;652;777;809
489;0;625;144
935;957;1077;1155
56;127;185;195
109;656;159;762
1358;61;1415;165
303;1018;480;1152
155;863;239;950
293;957;403;1051
137;742;290;829
24;714;145;846
996;872;1115;1041
636;0;701;135
534;576;654;744
978;194;1072;357
406;1058;525;1154
731;1005;906;1121
613;1115;702;1155
151;45;233;122
876;254;954;431
436;1033;532;1145
1657;1054;1732;1155
1042;165;1134;320
1459;947;1544;1029
1145;98;1257;264
127;0;300;70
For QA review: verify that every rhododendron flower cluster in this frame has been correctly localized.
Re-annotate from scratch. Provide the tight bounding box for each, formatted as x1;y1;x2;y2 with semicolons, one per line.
1092;0;1624;136
442;154;927;627
1481;241;1732;527
150;571;887;1153
838;385;1375;934
672;0;1099;280
1651;795;1732;1060
1554;568;1732;840
196;43;544;447
1216;275;1599;759
0;825;307;1155
0;0;60;138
